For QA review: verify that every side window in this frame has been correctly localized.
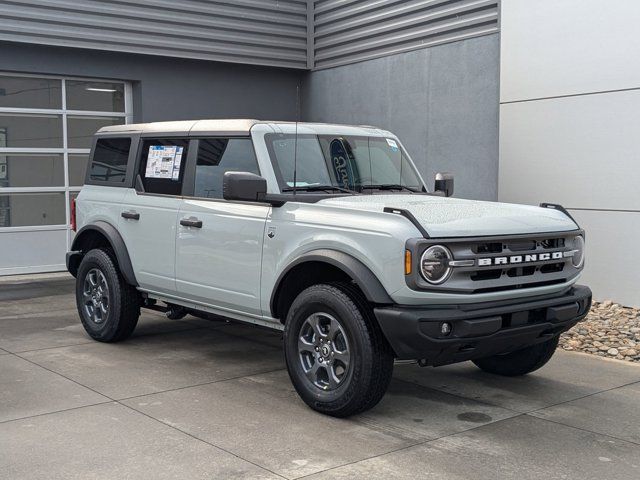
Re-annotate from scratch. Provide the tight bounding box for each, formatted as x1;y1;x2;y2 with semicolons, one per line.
89;137;131;183
193;138;259;199
139;138;189;196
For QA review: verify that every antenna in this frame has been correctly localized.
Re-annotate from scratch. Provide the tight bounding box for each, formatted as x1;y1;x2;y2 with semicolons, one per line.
293;84;300;196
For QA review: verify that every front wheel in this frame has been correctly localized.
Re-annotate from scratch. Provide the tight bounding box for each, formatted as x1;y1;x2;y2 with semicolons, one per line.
75;248;140;342
472;336;560;376
283;283;394;417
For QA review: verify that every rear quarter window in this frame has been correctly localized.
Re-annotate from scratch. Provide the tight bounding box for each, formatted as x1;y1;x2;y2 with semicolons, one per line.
88;137;131;183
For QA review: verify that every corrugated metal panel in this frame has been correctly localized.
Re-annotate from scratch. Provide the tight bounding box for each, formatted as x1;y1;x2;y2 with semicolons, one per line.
312;0;499;69
0;0;309;69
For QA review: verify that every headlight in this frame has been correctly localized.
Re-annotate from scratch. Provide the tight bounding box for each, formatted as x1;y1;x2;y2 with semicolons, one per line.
420;245;452;284
570;235;585;268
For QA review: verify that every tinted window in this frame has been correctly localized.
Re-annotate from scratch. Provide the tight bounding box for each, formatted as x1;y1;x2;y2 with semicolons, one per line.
194;138;259;199
139;138;189;195
89;137;131;183
0;75;61;109
65;80;125;112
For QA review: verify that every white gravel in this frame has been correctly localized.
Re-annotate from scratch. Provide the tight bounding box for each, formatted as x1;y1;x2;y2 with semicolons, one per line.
560;300;640;363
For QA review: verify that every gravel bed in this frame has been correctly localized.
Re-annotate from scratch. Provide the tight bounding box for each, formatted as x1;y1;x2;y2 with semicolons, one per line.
560;301;640;363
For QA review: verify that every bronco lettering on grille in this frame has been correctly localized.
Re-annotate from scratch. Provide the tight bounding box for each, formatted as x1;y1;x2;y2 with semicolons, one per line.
477;251;564;266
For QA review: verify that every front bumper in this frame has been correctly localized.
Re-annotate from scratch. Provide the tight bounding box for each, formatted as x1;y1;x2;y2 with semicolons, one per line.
374;285;592;364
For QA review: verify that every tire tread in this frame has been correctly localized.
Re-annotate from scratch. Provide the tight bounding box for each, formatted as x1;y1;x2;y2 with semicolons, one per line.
284;282;394;417
76;247;140;342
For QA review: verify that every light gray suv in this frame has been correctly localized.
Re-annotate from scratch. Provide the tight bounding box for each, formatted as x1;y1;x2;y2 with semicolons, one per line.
67;119;592;417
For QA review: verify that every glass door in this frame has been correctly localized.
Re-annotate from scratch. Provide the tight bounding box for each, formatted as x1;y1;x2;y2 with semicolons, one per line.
0;73;132;275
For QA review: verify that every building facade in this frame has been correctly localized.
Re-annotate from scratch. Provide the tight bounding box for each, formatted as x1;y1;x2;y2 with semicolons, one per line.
498;0;640;307
1;1;635;307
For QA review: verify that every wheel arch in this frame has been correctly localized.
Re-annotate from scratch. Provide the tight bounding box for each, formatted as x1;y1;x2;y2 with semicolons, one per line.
68;221;138;286
270;249;393;322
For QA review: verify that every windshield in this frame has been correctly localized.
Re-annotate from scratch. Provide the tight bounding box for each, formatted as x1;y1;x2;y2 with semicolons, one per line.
265;133;424;193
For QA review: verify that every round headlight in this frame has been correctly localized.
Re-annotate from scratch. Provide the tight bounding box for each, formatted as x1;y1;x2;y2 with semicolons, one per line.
571;235;585;268
420;245;452;284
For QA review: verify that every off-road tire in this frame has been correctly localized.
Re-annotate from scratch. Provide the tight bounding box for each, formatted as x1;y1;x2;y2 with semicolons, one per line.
75;248;140;342
283;283;394;417
472;336;560;376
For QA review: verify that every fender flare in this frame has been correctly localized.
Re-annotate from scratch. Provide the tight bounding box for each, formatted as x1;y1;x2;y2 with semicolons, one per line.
270;249;394;317
70;221;138;286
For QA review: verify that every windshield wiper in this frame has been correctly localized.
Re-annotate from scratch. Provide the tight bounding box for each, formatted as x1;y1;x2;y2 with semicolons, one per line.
282;185;355;194
361;184;419;193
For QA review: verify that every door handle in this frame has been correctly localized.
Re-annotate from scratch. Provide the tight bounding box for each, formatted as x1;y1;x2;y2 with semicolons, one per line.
180;217;203;228
121;211;140;220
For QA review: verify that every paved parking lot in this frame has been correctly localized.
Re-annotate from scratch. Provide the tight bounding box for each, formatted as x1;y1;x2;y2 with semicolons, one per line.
1;275;640;479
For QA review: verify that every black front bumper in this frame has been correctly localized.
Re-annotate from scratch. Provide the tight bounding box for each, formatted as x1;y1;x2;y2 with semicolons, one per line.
374;285;592;365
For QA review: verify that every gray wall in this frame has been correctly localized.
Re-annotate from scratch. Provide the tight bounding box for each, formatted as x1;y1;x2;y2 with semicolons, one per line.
302;34;500;201
0;42;302;123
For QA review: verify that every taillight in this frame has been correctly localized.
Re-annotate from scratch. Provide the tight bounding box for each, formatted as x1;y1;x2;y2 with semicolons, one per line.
71;197;77;231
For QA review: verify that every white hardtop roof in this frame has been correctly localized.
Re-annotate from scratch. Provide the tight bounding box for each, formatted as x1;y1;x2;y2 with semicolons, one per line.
97;119;392;137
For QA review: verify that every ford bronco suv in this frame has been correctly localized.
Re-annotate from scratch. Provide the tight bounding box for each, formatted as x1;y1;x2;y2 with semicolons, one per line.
67;119;591;417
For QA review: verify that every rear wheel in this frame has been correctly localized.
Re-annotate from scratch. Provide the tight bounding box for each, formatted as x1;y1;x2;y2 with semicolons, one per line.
472;336;559;376
75;248;140;342
283;283;394;417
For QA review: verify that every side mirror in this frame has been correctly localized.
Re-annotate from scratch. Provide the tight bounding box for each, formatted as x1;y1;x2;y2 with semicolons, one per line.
434;172;454;197
223;171;267;202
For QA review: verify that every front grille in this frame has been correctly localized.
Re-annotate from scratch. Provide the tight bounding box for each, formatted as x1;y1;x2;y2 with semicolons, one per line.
409;231;583;294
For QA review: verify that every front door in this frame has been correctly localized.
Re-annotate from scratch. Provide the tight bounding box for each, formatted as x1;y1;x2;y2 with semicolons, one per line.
175;137;268;317
118;137;189;294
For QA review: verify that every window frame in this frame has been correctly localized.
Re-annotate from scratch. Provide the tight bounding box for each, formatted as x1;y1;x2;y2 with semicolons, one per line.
133;136;191;197
181;136;262;203
264;132;424;193
85;134;136;186
0;72;132;238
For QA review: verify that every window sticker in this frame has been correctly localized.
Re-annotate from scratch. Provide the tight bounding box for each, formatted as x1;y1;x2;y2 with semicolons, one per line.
386;138;399;151
145;145;184;180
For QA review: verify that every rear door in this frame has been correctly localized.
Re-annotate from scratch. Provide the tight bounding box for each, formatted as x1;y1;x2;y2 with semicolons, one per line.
118;137;189;294
175;137;269;317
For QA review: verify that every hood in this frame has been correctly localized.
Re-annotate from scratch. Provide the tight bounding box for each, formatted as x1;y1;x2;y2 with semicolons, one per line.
318;194;578;238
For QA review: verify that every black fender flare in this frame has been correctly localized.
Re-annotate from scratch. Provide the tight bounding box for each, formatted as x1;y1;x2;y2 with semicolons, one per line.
69;221;138;286
270;249;394;318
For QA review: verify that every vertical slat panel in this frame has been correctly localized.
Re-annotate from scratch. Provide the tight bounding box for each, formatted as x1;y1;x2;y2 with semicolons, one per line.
312;0;499;69
0;0;310;69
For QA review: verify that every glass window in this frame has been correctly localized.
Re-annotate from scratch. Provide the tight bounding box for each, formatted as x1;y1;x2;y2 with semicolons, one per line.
266;133;423;193
0;192;66;227
0;154;65;188
67;116;124;149
0;113;63;148
68;154;90;186
266;136;331;188
139;138;189;195
66;80;125;112
0;75;62;109
194;138;259;199
89;138;131;183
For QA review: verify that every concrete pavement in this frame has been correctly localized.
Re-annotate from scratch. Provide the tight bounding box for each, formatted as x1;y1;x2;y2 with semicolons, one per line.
1;276;639;479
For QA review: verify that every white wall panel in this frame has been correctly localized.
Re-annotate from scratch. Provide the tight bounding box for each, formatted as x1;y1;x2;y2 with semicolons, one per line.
499;0;640;306
569;210;640;307
499;90;640;211
0;229;66;275
501;0;640;102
